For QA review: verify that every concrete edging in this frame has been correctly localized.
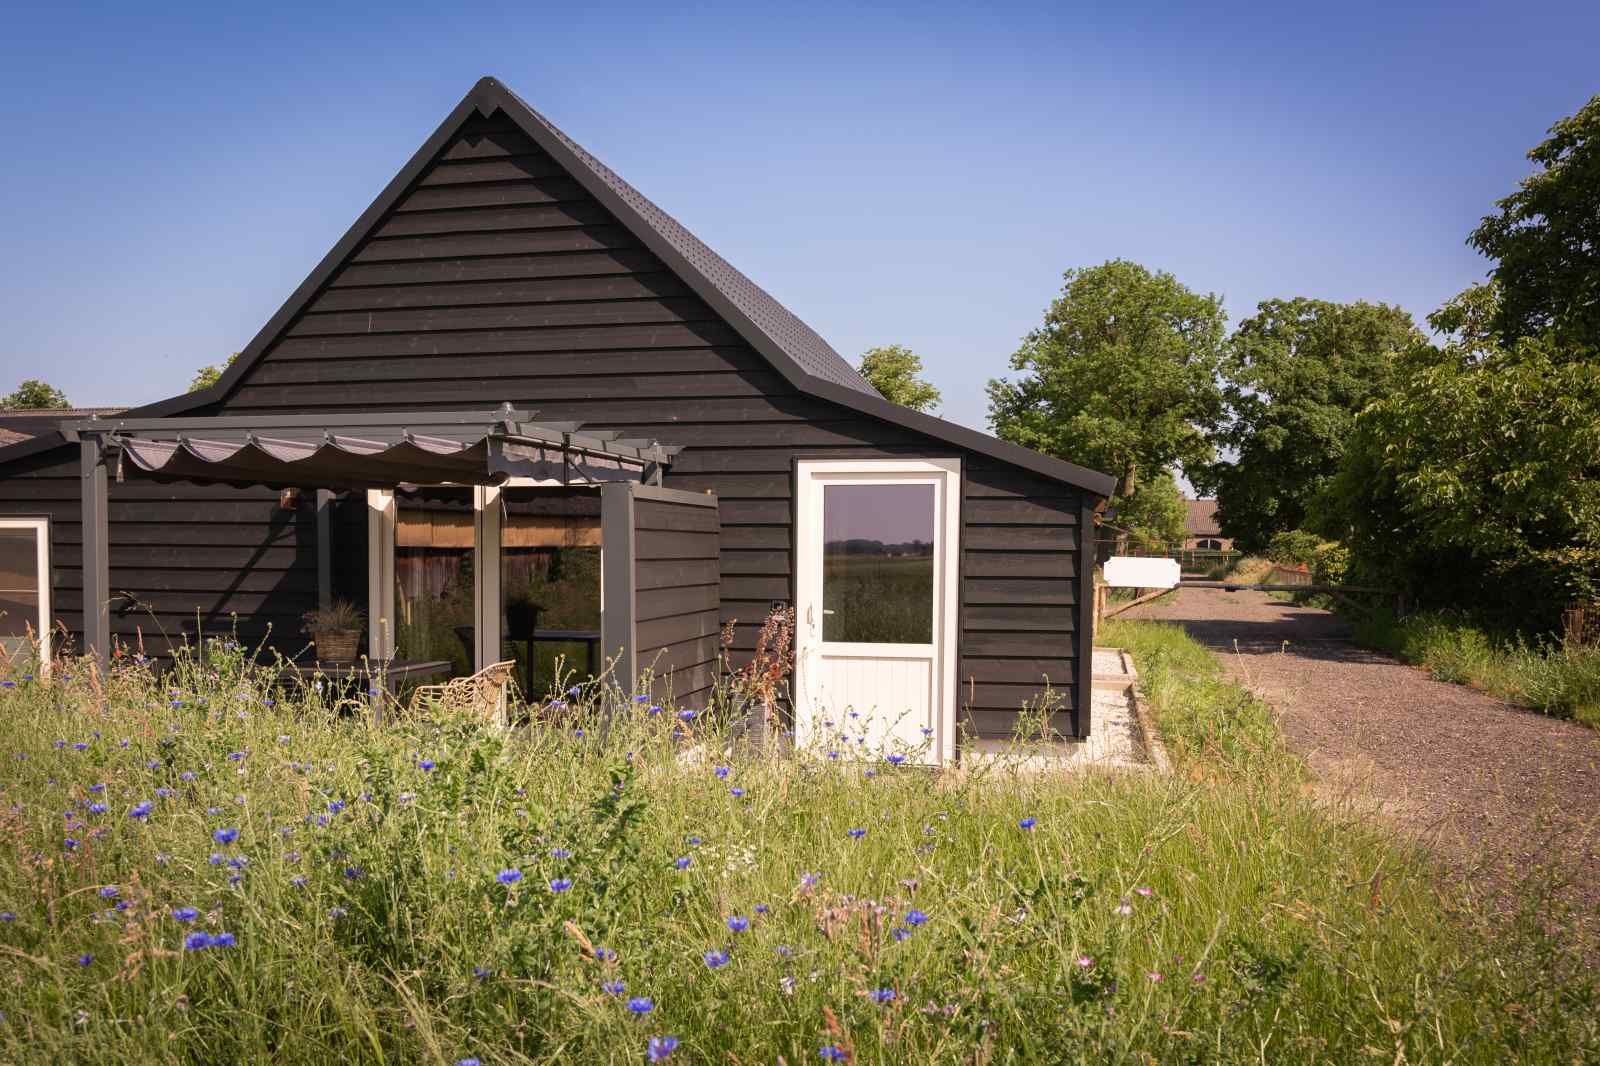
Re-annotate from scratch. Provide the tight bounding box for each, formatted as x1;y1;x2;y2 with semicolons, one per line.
1093;646;1172;774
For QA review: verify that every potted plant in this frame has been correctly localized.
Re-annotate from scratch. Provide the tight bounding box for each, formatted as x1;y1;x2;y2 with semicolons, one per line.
302;600;365;662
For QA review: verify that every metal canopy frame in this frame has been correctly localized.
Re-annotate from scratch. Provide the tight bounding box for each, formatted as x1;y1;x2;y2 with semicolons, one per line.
63;404;682;664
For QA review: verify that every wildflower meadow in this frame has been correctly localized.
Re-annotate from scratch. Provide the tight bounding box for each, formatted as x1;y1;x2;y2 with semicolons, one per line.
0;632;1595;1064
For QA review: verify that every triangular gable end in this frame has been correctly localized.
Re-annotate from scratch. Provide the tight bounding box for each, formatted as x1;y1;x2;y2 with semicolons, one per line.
100;78;1116;497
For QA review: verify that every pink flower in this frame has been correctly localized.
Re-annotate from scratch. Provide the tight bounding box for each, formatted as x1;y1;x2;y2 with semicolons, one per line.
1147;971;1163;982
1134;886;1154;897
1076;955;1094;968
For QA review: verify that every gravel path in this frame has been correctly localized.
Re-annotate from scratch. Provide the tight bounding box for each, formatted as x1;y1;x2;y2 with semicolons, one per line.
1124;586;1600;944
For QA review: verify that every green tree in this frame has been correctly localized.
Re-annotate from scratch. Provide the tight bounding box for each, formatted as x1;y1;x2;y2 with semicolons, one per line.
987;260;1226;504
1469;93;1600;350
1205;298;1421;551
2;379;69;409
189;352;241;392
1111;469;1188;551
1329;285;1600;621
857;345;941;413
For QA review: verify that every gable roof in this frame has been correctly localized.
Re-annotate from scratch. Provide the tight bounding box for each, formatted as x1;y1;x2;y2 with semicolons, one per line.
0;78;1115;497
1185;499;1222;536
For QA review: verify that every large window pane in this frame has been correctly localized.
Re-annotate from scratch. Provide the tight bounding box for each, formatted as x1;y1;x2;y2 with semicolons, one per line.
0;527;40;657
393;487;475;679
822;482;935;643
501;488;601;699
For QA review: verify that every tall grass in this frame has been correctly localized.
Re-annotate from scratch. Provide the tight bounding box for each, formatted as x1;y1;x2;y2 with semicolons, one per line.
0;635;1595;1064
1352;609;1600;729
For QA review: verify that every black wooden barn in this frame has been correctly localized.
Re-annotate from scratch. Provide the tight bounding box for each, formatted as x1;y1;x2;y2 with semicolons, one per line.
0;77;1113;763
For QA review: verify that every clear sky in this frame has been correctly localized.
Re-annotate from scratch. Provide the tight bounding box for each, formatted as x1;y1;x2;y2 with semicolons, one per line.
1;1;1595;437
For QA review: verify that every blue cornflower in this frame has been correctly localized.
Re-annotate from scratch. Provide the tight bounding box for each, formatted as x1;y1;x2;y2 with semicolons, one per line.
754;903;769;914
1019;817;1037;830
714;766;730;779
88;803;107;814
827;751;840;760
819;1046;847;1061
328;906;347;919
229;857;250;870
76;953;93;967
173;907;200;922
209;932;236;948
63;837;79;850
847;828;866;840
213;828;239;845
549;878;573;893
886;754;906;766
179;771;196;782
550;847;572;859
674;856;691;870
892;927;912;942
647;1036;680;1062
702;949;730;969
905;909;929;926
183;930;210;951
799;871;820;888
496;869;523;885
872;987;896;1003
454;1059;481;1066
595;947;617;961
726;915;749;933
209;853;224;865
627;996;654;1014
206;806;223;816
343;866;362;880
328;799;346;814
677;710;696;721
88;783;105;794
730;787;745;798
72;742;88;751
567;685;582;697
290;876;308;889
154;788;174;798
687;836;702;846
417;759;435;772
602;979;625;995
129;801;152;819
634;694;649;703
648;704;662;714
472;966;491;979
0;913;13;922
227;751;246;761
98;886;118;898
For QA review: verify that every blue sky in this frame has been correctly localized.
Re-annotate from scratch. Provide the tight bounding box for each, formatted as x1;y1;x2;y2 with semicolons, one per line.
1;1;1595;436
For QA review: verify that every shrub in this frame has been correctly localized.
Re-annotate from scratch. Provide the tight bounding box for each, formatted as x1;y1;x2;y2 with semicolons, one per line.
1265;529;1322;567
1312;542;1350;586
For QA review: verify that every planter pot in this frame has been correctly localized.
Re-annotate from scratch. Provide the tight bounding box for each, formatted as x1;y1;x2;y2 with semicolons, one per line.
312;629;361;662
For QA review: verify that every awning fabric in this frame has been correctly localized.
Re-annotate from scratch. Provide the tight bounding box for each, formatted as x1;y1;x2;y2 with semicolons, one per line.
67;407;675;490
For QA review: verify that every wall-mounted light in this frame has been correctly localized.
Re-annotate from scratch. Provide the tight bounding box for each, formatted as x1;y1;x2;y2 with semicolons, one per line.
279;487;301;510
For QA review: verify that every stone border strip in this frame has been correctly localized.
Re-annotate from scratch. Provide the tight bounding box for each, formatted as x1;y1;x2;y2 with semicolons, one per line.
1092;646;1172;774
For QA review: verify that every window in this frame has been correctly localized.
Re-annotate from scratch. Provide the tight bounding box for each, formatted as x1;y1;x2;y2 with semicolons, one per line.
1196;538;1223;551
0;517;50;669
821;482;935;643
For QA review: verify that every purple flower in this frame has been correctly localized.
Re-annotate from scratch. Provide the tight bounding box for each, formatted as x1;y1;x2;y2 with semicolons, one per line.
847;828;866;840
647;1036;680;1062
227;751;246;762
872;987;896;1003
726;915;749;933
98;886;118;899
730;787;745;798
886;754;906;766
754;903;769;914
905;909;929;926
63;837;79;850
799;871;820;888
891;927;912;942
87;803;107;815
417;759;435;772
76;953;93;967
819;1047;847;1062
714;767;730;780
677;710;696;721
213;828;239;845
454;1060;481;1066
88;783;105;794
595;947;617;961
1019;817;1037;830
627;996;654;1014
674;856;691;870
549;878;573;893
496;869;522;885
173;907;200;922
703;949;730;969
602;979;625;995
550;847;571;859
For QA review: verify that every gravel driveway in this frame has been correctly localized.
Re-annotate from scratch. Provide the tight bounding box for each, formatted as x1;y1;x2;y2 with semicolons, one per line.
1124;586;1600;945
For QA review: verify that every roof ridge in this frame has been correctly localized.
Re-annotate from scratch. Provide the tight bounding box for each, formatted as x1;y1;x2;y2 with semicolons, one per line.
504;88;877;397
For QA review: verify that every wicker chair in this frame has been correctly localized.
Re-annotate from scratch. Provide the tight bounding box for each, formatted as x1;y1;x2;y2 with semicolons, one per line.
408;660;518;727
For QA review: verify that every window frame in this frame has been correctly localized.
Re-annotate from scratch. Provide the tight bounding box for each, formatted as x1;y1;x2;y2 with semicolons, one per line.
0;515;51;672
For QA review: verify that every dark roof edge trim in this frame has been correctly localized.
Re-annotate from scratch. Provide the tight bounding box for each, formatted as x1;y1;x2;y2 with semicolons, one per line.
0;77;1115;497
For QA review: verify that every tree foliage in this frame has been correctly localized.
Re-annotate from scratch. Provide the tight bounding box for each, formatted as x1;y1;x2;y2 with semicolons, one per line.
189;352;241;393
1111;469;1188;550
1325;286;1600;621
2;379;69;409
1206;298;1420;551
1469;93;1600;350
987;260;1226;501
857;345;941;413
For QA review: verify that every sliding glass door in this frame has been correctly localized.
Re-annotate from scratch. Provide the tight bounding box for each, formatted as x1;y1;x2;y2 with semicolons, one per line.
0;517;50;672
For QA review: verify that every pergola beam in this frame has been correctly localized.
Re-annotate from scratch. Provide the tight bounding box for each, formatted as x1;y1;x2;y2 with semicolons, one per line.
79;437;111;666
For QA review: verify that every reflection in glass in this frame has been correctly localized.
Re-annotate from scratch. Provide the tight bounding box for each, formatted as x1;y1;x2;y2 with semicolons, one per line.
393;487;475;680
0;528;40;658
501;488;601;700
822;483;935;643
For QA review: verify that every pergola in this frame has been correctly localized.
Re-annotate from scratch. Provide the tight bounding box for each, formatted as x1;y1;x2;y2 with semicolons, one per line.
62;404;680;668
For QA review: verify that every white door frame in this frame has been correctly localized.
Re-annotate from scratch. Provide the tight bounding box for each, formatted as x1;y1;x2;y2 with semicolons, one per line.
366;490;396;661
793;458;960;765
0;516;51;673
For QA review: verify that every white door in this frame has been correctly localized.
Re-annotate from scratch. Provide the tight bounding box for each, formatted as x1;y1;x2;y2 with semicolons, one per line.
794;459;959;765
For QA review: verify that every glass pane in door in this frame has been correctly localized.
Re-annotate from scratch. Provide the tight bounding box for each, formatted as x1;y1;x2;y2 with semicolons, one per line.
822;482;935;643
0;528;40;658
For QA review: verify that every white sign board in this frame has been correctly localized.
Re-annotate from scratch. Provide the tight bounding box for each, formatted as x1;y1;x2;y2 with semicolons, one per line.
1103;556;1181;589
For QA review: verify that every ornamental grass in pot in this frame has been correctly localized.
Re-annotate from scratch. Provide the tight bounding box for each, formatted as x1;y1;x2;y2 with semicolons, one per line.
302;600;365;662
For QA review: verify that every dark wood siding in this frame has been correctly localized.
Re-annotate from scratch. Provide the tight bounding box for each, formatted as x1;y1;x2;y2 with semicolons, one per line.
4;105;1094;740
631;489;721;709
0;446;322;659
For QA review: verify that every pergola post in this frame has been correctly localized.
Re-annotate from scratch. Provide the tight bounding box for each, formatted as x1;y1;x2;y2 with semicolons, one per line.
79;435;111;666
